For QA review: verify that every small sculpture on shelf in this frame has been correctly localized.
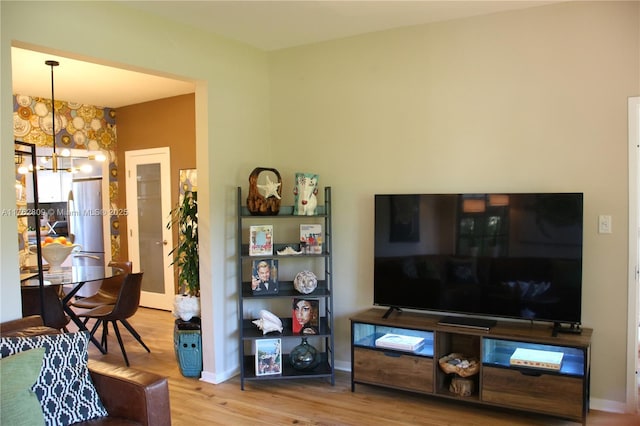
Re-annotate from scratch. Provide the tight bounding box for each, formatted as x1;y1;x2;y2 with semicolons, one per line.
293;172;319;216
438;353;479;377
438;352;479;397
252;309;283;335
293;270;318;294
247;168;282;216
276;246;302;255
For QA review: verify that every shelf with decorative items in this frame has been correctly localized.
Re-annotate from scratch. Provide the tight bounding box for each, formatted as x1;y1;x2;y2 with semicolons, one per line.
236;180;334;390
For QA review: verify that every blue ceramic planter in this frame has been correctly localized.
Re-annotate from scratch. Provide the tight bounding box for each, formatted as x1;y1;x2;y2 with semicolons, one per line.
174;318;202;377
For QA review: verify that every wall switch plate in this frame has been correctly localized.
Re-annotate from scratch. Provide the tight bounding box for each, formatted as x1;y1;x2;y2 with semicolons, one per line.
598;215;612;234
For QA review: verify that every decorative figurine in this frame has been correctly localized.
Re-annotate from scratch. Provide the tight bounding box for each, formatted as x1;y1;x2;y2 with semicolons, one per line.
294;270;318;294
252;309;283;335
247;167;282;215
293;172;319;216
276;246;303;255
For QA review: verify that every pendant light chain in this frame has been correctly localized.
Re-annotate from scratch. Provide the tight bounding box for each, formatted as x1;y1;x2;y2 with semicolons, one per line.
45;60;59;172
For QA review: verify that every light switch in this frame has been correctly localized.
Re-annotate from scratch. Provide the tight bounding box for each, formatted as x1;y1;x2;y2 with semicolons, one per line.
598;215;612;234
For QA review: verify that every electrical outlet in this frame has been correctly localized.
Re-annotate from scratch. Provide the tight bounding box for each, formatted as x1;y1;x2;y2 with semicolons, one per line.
598;215;612;234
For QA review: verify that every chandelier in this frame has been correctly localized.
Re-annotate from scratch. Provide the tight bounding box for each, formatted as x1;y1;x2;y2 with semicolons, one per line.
16;59;106;174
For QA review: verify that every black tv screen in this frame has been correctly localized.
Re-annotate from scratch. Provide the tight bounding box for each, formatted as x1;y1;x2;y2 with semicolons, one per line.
374;193;583;325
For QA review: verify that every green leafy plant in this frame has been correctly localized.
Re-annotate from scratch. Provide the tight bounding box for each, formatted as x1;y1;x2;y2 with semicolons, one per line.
167;191;199;297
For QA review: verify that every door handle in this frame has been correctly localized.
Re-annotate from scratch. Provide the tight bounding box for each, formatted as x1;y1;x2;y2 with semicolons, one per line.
73;254;101;260
156;240;168;246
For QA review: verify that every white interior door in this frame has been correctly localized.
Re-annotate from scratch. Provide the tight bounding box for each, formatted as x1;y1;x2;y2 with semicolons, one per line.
125;147;174;310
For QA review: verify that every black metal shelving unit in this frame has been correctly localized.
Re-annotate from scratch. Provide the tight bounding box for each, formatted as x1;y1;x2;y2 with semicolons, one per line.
236;186;334;389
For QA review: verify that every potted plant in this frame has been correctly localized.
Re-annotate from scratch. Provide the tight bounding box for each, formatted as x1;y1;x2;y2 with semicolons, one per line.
167;190;202;377
167;190;200;321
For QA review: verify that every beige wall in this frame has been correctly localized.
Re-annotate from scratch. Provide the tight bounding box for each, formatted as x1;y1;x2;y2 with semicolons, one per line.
269;1;639;409
1;0;639;412
116;94;196;265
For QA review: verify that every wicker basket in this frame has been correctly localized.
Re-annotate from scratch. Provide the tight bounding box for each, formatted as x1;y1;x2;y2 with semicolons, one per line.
438;353;479;377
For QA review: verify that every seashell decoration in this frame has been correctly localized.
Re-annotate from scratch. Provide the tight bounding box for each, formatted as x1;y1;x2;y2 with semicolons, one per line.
252;309;283;335
276;246;302;255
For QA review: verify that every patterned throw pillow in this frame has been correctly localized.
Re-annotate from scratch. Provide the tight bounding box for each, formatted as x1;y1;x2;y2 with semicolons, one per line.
0;331;107;426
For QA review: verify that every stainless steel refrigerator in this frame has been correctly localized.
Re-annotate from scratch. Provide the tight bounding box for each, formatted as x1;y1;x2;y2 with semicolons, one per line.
67;176;105;297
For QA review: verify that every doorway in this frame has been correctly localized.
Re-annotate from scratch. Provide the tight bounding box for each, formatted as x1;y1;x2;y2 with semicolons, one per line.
125;147;174;310
628;96;640;413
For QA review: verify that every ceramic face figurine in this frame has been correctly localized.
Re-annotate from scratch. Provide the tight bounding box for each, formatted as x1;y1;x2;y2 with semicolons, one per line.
293;173;319;216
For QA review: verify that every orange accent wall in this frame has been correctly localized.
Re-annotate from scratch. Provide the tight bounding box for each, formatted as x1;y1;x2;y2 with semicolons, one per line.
115;94;196;263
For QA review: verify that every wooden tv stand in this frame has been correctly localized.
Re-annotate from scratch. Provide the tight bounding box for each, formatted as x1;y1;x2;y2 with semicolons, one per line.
350;308;592;424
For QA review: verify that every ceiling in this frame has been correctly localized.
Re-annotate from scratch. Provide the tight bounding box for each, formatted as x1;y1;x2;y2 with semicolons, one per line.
12;1;557;108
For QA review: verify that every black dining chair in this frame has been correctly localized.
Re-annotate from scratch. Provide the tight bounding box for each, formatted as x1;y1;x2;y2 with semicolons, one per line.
71;260;132;309
77;272;150;366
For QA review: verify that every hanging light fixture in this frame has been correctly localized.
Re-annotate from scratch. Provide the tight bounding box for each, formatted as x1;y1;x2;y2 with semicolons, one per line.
35;59;106;173
46;60;61;172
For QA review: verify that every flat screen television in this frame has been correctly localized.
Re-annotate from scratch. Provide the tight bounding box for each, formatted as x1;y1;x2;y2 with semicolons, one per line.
374;193;583;328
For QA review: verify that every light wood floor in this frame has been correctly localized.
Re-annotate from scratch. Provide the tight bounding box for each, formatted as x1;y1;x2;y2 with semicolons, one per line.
74;307;639;426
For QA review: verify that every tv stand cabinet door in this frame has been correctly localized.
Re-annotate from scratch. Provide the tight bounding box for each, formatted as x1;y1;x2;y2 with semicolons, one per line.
482;366;584;421
353;348;433;394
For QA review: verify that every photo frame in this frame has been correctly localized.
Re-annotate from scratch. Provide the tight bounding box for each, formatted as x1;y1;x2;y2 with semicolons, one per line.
300;224;323;254
390;195;420;242
249;225;273;256
255;338;282;376
292;298;319;335
251;259;279;295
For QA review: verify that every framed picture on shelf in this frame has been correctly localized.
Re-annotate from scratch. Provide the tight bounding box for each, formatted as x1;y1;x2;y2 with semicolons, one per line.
300;224;322;254
292;298;319;335
249;225;273;256
255;338;282;376
251;259;279;295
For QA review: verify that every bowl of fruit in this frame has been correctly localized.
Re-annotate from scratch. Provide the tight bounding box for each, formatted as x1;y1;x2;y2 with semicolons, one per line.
31;236;81;273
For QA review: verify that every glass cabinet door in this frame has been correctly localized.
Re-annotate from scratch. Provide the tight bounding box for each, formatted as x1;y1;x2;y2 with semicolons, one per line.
482;338;585;377
353;322;434;357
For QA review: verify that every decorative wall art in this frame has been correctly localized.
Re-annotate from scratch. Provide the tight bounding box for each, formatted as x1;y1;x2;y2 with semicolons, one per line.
13;94;121;259
179;168;197;201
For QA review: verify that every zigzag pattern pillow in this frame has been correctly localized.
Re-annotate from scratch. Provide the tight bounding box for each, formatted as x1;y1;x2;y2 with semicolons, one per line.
0;331;107;426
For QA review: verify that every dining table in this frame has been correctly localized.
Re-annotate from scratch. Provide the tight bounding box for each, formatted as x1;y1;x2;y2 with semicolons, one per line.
23;265;124;354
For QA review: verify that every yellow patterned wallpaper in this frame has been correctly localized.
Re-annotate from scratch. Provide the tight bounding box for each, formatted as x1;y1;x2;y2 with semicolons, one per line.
13;94;121;259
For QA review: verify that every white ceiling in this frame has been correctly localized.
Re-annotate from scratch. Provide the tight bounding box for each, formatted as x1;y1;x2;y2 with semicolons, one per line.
11;47;196;109
11;1;557;108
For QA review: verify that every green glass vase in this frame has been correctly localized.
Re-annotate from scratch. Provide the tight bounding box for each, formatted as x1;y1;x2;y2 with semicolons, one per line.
289;337;320;371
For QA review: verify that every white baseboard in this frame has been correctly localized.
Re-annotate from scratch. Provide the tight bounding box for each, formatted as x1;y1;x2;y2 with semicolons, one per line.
334;360;351;372
589;397;628;414
200;367;239;385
